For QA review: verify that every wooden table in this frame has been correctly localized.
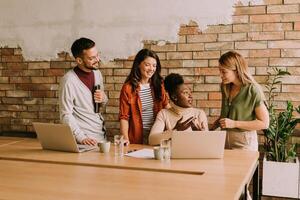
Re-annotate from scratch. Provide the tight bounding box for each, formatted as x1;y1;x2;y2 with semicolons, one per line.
0;137;260;200
0;136;25;146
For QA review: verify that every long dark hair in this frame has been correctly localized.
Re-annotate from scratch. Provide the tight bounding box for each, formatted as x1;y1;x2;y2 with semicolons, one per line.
125;49;163;100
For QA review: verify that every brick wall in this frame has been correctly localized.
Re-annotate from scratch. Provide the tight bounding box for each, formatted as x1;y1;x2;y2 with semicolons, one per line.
1;0;300;146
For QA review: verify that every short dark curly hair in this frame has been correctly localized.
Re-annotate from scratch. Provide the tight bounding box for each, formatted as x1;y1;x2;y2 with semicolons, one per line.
164;73;184;101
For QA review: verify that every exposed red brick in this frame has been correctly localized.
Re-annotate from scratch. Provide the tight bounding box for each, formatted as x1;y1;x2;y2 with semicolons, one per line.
2;70;24;76
23;70;44;76
38;112;59;119
195;67;219;75
50;61;71;69
10;77;31;83
6;90;29;97
151;44;177;52
6;62;28;70
1;48;14;56
0;73;8;82
31;91;56;98
0;118;11;124
249;49;280;57
295;22;300;30
16;84;59;91
0;105;27;111
0;83;15;91
160;60;183;68
208;92;222;100
178;26;201;35
267;4;299;14
1;97;23;104
193;51;220;59
31;77;56;84
197;100;221;108
19;112;38;119
250;14;281;23
251;0;283;5
234;6;266;15
2;55;24;62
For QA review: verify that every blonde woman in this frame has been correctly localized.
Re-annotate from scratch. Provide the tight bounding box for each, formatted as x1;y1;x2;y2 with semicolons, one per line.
211;51;269;151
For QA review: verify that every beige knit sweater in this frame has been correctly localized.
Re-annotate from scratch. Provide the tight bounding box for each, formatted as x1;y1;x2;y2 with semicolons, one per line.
149;103;208;145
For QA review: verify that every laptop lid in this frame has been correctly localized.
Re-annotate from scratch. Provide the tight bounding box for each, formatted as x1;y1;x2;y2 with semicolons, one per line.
171;131;226;159
33;122;95;153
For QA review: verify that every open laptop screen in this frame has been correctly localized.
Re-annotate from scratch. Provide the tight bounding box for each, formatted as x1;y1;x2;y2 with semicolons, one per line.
33;122;96;153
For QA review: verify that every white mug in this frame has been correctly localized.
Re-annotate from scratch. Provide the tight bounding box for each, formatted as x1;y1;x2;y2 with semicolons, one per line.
98;141;111;153
153;146;164;160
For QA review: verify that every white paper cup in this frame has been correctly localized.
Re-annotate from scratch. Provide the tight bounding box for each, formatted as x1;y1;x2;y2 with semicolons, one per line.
98;141;111;153
153;146;164;160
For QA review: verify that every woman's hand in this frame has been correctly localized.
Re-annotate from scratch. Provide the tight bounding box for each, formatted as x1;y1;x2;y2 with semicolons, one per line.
219;118;236;129
123;138;130;146
191;119;205;131
173;116;194;131
209;118;220;130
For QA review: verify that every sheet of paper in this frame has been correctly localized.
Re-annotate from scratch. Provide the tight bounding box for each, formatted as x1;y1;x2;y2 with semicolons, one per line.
125;148;154;159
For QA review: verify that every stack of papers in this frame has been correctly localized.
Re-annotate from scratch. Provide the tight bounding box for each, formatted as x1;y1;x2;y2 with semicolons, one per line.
125;148;154;159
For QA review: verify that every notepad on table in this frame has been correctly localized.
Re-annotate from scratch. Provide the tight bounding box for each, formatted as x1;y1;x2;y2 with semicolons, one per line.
125;148;154;159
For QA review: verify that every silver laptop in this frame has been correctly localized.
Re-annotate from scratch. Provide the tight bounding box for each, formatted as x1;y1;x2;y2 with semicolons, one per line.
171;131;226;159
33;122;97;153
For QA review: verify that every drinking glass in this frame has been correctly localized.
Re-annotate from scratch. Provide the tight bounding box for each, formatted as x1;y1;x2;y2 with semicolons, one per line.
160;139;171;161
114;135;124;157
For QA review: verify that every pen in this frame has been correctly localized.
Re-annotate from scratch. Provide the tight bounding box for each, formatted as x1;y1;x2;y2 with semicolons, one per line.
127;149;138;153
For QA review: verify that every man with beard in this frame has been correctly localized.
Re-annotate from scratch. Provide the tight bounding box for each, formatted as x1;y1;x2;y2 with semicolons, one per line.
59;37;108;146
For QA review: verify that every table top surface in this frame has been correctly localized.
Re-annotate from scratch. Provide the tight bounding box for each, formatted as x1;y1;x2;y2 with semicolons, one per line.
0;159;241;200
0;137;259;200
0;136;26;146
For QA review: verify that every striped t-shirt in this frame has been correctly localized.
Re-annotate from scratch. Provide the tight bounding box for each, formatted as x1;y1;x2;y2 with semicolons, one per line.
139;84;154;130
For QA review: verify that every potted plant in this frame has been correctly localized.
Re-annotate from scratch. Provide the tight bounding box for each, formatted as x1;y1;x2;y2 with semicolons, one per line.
262;67;300;198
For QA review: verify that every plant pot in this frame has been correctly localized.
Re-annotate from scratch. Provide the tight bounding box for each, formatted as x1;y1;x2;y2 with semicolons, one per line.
262;155;299;198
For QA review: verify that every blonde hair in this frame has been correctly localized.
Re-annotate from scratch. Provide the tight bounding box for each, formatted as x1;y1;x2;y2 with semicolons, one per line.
219;51;265;100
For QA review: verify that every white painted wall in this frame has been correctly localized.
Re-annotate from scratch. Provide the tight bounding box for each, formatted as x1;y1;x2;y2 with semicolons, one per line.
0;0;262;61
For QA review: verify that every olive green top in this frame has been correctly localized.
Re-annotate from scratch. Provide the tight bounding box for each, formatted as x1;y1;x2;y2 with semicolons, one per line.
221;83;262;132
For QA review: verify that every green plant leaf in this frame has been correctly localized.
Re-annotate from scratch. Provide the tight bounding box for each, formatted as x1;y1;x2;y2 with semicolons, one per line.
264;68;297;162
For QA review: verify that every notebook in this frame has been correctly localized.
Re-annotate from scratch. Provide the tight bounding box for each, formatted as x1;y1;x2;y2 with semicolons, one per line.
171;131;226;159
32;122;97;153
